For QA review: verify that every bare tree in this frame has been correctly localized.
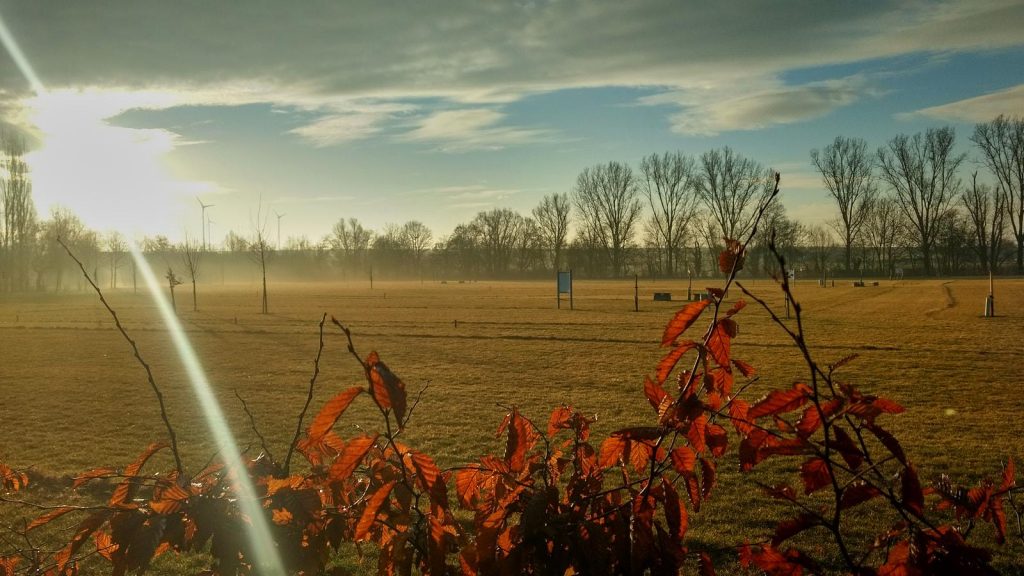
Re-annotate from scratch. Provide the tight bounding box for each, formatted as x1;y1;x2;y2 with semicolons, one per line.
696;147;774;244
532;193;570;271
472;208;524;276
573;161;643;277
811;136;877;272
805;225;837;275
401;220;433;272
251;206;271;314
105;232;128;288
179;235;202;311
961;172;1007;274
330;217;373;275
876;127;965;275
863;195;904;277
972;115;1024;273
1;133;37;292
639;151;700;277
165;267;182;313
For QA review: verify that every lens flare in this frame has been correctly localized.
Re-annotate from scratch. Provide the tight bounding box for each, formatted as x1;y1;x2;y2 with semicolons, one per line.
129;246;286;574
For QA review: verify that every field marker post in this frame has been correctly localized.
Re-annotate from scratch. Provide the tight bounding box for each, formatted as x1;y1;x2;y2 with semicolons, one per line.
687;268;692;300
370;265;374;290
557;269;574;309
985;269;995;317
634;274;639;312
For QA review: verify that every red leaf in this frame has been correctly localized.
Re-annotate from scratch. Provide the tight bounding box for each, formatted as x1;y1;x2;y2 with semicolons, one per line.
688;414;708;454
901;465;924;516
800;458;832;494
718;238;744;273
706;424;729;457
355;480;396;541
409;451;447;508
866;423;907;465
706;322;732;367
698;552;716;576
725;299;746;317
124;442;168;478
503;409;534;472
730;398;754;435
643;376;670;412
657;341;698;384
329;435;378;481
699;458;716;500
662;300;711;346
749;383;811;419
732;358;756;377
772;513;819;546
366;353;408;423
308;387;363;441
428;515;448;575
873;397;905;415
670;446;696;475
613;426;665;440
547;406;573;436
832;426;864;470
1001;457;1016;492
661;478;688;539
840;481;881;510
599;437;628;469
27;506;77;531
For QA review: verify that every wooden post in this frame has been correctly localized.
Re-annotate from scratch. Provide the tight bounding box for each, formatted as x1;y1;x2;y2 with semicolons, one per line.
569;269;574;310
370;265;374;290
556;271;560;309
985;269;995;318
687;269;692;301
634;274;639;312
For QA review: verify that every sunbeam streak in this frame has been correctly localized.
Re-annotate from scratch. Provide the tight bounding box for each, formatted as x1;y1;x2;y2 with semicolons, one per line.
130;245;286;574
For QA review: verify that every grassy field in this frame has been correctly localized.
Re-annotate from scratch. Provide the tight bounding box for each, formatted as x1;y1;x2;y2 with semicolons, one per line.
2;275;1023;571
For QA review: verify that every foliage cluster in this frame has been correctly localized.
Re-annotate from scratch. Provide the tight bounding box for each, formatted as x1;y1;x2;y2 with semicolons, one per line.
1;175;1021;575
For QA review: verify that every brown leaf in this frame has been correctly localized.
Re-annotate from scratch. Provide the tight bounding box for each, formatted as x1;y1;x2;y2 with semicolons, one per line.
547;405;574;436
670;446;696;475
772;513;819;546
706;322;733;367
662;300;711;346
329;435;377;481
355;480;396;541
27;506;77;531
308;387;363;441
800;458;832;494
718;238;744;273
657;340;698;384
748;383;811;419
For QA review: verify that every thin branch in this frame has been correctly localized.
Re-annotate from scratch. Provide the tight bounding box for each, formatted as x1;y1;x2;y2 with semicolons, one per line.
57;238;184;475
285;313;327;474
234;390;275;463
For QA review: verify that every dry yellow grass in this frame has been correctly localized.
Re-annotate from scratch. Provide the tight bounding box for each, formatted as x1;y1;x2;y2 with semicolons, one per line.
2;275;1023;571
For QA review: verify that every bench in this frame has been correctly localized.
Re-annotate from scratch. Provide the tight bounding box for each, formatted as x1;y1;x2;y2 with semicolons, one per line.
653;292;672;302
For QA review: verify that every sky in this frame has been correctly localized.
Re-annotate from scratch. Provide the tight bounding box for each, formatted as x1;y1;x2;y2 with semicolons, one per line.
0;0;1022;246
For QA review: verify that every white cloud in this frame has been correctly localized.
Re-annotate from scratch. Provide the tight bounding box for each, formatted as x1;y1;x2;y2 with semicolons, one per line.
640;78;865;136
901;84;1024;123
400;109;556;151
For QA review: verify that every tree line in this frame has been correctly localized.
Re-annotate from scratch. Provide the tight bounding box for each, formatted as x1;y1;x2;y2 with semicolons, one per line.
2;115;1022;293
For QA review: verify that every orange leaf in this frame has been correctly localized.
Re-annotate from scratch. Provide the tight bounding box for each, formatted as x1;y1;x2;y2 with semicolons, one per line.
94;530;117;561
643;376;670;412
329;435;377;481
670;446;696;475
27;506;77;531
308;386;363;441
599;437;628;469
662;300;710;346
657;340;697;384
748;383;811;419
1001;457;1016;492
706;322;733;367
124;442;168;478
355;480;396;541
272;508;293;525
547;406;574;436
72;467;117;490
367;354;408;423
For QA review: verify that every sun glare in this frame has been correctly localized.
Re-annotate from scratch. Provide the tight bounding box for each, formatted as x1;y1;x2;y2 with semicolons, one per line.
23;89;213;239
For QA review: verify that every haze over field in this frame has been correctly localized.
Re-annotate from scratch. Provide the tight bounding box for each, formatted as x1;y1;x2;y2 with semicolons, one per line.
0;1;1022;243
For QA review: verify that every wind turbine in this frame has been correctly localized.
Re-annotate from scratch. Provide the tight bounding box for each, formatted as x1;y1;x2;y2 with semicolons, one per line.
197;198;214;251
273;210;285;250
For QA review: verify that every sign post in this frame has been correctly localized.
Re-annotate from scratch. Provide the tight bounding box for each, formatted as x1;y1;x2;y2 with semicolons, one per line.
557;270;573;310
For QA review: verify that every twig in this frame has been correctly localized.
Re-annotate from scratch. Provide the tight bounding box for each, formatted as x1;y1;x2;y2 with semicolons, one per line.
234;390;275;463
57;238;184;475
285;313;327;474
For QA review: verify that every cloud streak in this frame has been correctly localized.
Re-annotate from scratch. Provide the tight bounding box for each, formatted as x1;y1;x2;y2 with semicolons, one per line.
902;83;1024;123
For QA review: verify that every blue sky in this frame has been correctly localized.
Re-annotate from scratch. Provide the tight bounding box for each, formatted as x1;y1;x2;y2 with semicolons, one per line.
0;1;1022;244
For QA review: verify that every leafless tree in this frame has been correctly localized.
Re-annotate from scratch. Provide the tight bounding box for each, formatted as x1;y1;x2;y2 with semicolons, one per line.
573;161;643;277
105;232;128;288
972;115;1024;273
165;267;182;313
805;225;837;275
863;195;904;277
811;136;877;272
401;220;433;271
179;235;202;311
876;127;965;275
330;217;373;275
532;193;570;271
472;208;524;276
1;132;37;292
696;147;775;245
639;151;700;277
961;172;1007;274
251;205;271;314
